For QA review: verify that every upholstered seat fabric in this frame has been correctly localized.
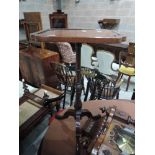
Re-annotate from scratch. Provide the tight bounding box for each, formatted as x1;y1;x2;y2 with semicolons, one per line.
56;42;76;64
119;65;135;76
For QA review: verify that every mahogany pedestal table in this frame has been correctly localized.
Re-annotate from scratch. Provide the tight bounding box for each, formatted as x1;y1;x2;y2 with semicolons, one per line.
31;29;126;155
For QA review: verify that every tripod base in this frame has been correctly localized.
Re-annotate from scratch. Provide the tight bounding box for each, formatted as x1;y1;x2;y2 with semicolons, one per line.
55;109;101;120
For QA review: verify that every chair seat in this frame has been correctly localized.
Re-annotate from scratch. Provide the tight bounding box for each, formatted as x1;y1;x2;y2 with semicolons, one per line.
119;65;135;76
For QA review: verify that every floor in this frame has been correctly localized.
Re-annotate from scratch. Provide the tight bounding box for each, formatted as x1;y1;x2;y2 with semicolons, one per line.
19;77;135;155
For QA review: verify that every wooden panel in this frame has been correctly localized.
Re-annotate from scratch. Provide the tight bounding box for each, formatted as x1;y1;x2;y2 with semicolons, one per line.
24;12;42;29
23;12;43;42
19;47;60;88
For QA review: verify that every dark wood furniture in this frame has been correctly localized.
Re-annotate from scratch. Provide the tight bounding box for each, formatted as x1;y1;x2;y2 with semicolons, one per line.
19;84;64;140
81;67;122;101
50;62;76;108
19;47;60;88
31;29;126;155
49;11;67;28
88;71;122;100
88;42;128;63
39;99;134;155
98;19;120;29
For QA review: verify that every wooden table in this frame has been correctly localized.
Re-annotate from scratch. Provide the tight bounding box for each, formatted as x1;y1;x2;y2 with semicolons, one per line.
31;29;126;108
31;29;126;154
39;99;134;155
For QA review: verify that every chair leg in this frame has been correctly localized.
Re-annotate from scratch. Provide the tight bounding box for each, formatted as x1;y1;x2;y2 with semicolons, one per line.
63;85;67;109
90;84;96;100
126;76;131;91
84;79;90;101
131;89;135;100
81;77;86;95
56;101;60;112
116;72;123;82
70;86;75;106
116;92;119;99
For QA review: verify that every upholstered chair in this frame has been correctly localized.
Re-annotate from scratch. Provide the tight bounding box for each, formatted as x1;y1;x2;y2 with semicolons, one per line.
81;44;98;69
96;50;119;77
56;42;76;64
117;42;135;91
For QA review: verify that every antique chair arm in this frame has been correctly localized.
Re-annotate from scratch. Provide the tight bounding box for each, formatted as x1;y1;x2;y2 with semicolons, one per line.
43;93;64;107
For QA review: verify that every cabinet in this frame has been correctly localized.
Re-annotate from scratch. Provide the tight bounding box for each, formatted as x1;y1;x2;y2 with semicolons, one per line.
49;11;67;28
19;47;60;88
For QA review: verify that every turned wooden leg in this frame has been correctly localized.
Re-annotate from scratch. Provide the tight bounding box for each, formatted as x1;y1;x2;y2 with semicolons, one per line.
56;102;60;112
131;89;135;100
70;86;75;106
116;72;123;82
126;76;131;91
63;85;67;109
116;91;119;99
84;79;90;101
81;77;85;95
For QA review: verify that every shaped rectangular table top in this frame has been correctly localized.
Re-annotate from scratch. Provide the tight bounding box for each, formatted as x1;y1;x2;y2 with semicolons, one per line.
31;29;126;44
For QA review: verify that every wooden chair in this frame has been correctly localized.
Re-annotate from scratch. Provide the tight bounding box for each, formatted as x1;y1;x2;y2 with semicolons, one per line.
23;21;41;42
89;71;123;100
20;12;43;48
50;62;76;108
117;42;135;91
81;67;97;101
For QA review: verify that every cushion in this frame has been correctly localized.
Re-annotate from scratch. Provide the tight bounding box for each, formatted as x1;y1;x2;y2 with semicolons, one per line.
119;65;135;76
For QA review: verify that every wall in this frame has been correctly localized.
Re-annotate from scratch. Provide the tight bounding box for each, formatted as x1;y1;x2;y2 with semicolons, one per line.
62;0;135;42
19;0;56;29
19;0;135;42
